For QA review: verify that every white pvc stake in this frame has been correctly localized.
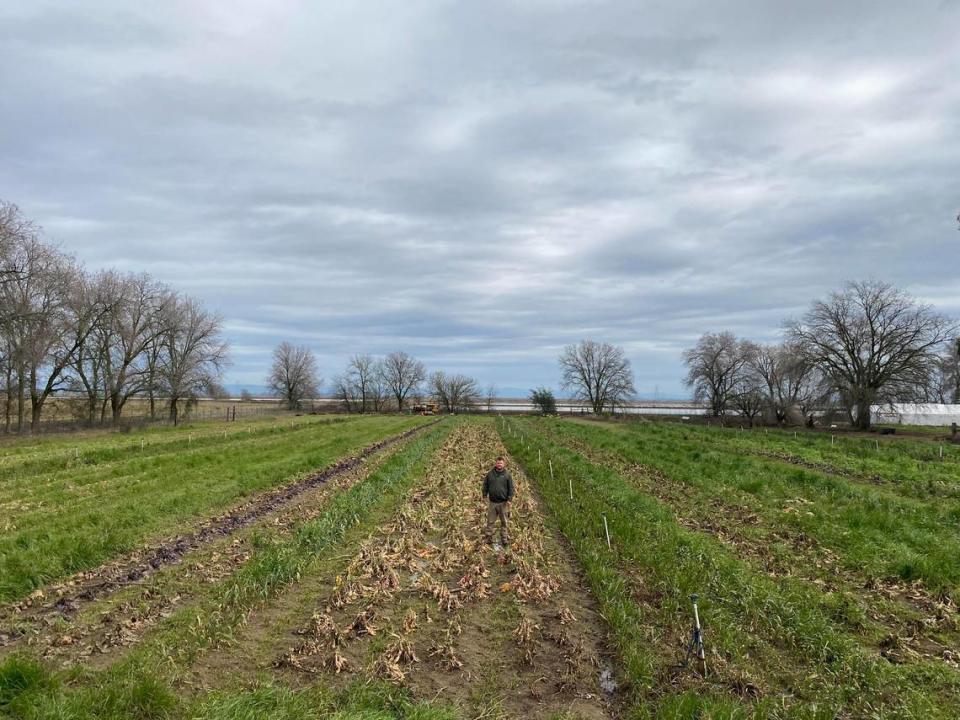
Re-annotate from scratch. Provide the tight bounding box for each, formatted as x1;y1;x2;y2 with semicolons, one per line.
568;475;573;500
794;431;797;438
831;435;835;446
141;439;145;451
602;513;611;549
74;447;79;459
549;460;554;482
875;439;879;451
940;445;944;459
538;448;541;463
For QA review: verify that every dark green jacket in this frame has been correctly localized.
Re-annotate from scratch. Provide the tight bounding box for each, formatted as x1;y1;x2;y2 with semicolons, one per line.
483;467;514;503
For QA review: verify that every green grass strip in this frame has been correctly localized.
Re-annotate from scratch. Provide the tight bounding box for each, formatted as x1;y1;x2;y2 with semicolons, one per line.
0;420;454;720
0;416;426;601
501;417;960;720
555;419;960;598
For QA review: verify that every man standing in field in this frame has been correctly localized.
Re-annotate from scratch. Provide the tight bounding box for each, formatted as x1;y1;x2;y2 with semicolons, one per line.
483;455;515;550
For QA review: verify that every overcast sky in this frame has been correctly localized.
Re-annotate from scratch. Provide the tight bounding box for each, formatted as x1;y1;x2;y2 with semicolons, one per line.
1;1;958;397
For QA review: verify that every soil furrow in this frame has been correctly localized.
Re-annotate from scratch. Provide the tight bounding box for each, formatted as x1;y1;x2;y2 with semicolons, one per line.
0;421;436;644
23;433;417;667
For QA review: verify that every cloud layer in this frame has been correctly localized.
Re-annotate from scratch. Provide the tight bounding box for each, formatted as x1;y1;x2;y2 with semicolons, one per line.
2;1;958;396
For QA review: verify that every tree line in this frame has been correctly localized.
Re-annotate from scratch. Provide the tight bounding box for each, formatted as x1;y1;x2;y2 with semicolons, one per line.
0;201;228;432
683;280;959;430
268;344;500;414
269;339;642;417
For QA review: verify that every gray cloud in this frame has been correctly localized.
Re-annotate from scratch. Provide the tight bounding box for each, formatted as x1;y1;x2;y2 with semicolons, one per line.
1;1;958;397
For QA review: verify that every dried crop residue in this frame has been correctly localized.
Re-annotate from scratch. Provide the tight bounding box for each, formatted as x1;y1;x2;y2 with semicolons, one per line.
275;423;617;719
543;425;960;670
0;422;434;658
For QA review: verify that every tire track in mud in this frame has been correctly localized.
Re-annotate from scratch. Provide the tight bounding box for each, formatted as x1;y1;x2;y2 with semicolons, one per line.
0;421;437;648
29;436;422;667
540;424;960;670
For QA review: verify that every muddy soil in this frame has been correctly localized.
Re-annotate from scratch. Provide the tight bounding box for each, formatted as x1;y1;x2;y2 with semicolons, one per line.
195;423;620;719
0;422;435;652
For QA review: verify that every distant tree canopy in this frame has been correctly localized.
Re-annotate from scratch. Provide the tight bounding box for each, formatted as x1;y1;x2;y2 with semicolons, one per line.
382;351;426;411
268;342;320;411
787;280;957;430
559;340;635;414
529;387;556;415
682;332;749;418
0;200;228;431
687;280;957;430
429;370;480;413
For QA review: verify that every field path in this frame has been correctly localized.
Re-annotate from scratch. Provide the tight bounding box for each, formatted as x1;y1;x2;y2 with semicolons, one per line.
190;421;619;719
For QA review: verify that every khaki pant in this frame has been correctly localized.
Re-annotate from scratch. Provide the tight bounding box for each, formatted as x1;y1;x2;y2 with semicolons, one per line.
486;500;510;545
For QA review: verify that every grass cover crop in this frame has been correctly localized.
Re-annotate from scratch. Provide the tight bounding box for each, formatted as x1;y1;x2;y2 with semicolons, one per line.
0;420;454;718
556;419;960;600
0;421;434;661
0;414;429;601
500;417;960;719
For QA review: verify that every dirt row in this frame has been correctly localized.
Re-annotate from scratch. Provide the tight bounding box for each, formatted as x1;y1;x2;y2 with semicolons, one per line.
0;421;436;654
541;426;959;670
189;422;620;719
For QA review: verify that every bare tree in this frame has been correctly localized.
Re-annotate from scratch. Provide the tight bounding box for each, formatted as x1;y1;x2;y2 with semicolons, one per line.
268;342;320;410
729;368;765;427
143;290;176;419
787;280;957;430
110;273;171;421
346;354;378;413
0;201;36;292
930;339;959;403
0;200;232;431
381;351;426;411
559;340;635;414
369;360;390;412
1;238;110;432
682;332;749;418
429;371;479;413
331;372;359;413
749;342;827;425
485;383;498;413
158;296;228;425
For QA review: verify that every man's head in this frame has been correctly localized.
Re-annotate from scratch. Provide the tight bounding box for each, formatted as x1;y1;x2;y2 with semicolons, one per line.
494;456;506;471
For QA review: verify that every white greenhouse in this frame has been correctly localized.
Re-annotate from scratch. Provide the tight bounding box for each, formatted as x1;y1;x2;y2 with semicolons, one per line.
871;403;960;427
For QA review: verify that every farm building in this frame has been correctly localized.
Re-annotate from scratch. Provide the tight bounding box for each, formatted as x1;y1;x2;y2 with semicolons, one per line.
871;403;960;426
